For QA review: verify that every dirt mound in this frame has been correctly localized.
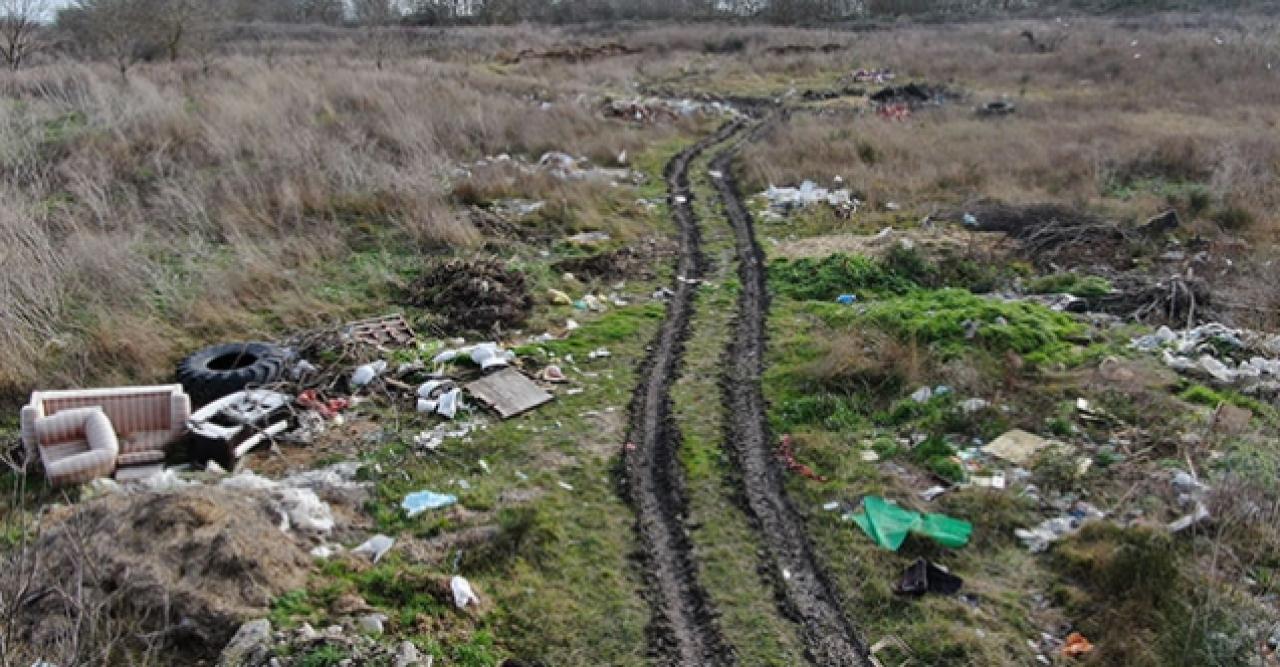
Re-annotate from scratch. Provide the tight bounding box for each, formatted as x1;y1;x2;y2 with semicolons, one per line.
17;486;311;661
764;43;845;56
869;83;953;108
497;42;641;65
407;257;534;335
553;243;674;281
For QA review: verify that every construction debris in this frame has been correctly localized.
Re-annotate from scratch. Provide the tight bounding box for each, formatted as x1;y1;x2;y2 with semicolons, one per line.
343;314;416;348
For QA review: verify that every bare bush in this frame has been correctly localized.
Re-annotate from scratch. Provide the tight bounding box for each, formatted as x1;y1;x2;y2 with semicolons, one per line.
0;0;48;71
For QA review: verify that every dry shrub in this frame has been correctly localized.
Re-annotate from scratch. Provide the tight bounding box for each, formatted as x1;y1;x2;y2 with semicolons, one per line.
3;486;312;664
407;257;534;335
801;330;929;397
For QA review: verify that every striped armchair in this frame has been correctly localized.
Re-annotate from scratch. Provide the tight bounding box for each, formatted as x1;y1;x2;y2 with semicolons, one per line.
32;408;120;487
20;385;191;483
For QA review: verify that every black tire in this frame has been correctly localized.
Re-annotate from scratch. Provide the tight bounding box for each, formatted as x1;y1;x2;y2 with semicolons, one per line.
177;342;288;405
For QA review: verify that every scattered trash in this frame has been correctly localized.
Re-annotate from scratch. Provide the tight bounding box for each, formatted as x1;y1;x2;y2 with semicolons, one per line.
823;501;841;511
352;535;396;563
187;389;292;468
1015;502;1104;552
852;67;895;84
297;389;349;420
860;449;880;462
969;472;1006;490
910;386;934;403
1061;632;1094;658
549;288;573;305
558;481;575;491
451;575;480;609
352;361;388;388
836;294;857;305
778;435;828;482
588;347;612;360
977;100;1016;116
466;368;554;419
846;495;972;551
759;180;857;217
895;558;964;596
566;231;612;245
982;429;1052;466
920;486;948;502
491;197;545;219
402;490;458;517
1131;323;1280;394
959;398;990;414
601;96;738;124
541;365;568;383
220;471;336;535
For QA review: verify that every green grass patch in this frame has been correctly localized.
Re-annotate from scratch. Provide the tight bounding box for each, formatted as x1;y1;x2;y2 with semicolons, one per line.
809;289;1084;364
1026;273;1112;298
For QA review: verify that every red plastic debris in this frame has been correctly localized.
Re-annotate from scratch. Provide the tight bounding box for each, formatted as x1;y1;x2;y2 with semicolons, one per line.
877;103;912;121
778;435;828;482
297;390;350;420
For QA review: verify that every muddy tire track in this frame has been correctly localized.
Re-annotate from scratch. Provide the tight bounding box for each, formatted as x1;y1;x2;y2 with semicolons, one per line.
710;129;872;667
622;120;744;667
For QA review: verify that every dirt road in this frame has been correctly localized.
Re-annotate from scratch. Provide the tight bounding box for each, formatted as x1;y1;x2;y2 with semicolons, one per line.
710;131;872;667
623;121;744;667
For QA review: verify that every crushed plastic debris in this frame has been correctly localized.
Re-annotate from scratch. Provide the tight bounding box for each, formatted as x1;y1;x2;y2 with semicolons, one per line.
759;180;858;216
351;361;387;388
1131;323;1280;394
352;534;396;563
846;496;972;551
451;575;480;609
402;490;458;517
1015;501;1104;553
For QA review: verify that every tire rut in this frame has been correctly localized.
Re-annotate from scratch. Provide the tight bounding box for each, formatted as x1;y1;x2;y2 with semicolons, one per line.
623;120;744;667
710;127;872;667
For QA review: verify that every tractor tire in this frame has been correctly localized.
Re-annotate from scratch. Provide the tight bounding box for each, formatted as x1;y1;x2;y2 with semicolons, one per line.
177;342;288;406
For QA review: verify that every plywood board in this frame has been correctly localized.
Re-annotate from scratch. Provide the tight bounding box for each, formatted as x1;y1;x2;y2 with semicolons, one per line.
465;368;553;419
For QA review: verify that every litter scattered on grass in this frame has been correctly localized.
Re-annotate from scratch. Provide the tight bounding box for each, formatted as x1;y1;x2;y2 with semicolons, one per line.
982;429;1052;466
1131;323;1280;394
402;490;458;517
451;576;480;609
352;534;396;564
1014;501;1104;552
758;180;858;219
845;495;972;551
895;558;963;596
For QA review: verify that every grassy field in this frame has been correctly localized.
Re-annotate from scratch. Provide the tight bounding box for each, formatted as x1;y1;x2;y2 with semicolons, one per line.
3;13;1280;667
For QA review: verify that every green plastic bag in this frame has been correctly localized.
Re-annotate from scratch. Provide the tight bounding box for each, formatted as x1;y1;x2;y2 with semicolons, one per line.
848;495;972;551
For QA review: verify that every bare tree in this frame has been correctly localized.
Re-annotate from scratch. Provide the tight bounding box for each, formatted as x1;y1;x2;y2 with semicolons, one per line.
66;0;163;79
354;0;402;69
0;0;49;71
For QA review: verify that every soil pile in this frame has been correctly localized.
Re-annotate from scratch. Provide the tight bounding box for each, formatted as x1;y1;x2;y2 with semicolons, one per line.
19;486;311;660
407;257;534;334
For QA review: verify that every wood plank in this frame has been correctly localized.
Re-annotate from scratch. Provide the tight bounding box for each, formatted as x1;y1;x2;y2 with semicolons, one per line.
465;368;553;419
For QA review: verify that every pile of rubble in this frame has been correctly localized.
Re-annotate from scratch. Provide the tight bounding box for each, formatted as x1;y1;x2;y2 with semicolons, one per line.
1131;323;1280;395
757;179;859;221
452;150;643;186
601;96;739;124
220;619;431;667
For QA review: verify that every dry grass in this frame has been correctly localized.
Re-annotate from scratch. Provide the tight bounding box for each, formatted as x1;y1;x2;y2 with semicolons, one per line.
0;46;687;403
